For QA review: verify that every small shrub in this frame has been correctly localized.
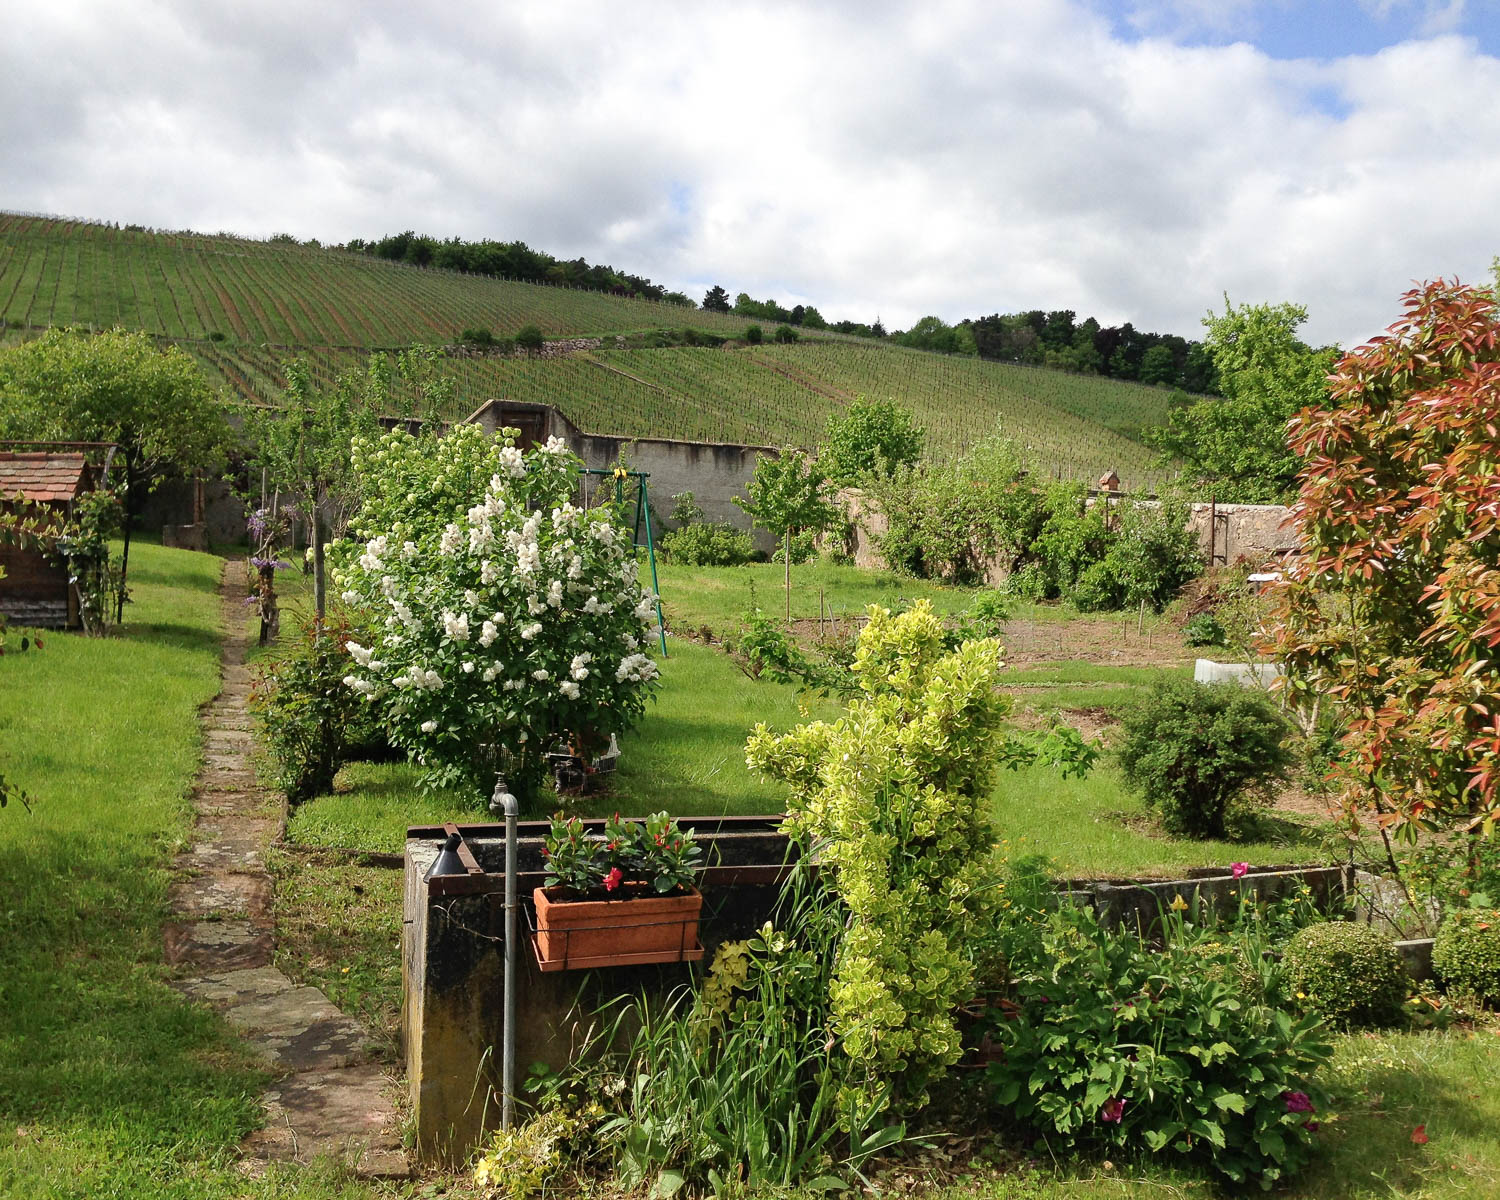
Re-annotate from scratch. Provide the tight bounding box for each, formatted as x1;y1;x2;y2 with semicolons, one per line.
472;1106;590;1199
774;323;799;343
1285;921;1408;1028
1070;559;1122;611
250;616;378;804
744;324;764;345
1117;678;1294;838
1002;561;1049;601
953;589;1010;640
667;491;705;524
514;324;544;353
460;326;496;346
1183;611;1226;647
660;522;755;566
1433;908;1500;1005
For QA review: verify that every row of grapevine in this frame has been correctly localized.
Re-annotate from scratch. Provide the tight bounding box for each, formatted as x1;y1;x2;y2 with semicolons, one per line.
0;214;758;346
190;340;1167;488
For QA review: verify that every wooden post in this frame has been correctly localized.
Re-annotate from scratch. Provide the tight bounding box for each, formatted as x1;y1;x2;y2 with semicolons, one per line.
784;529;791;625
1208;494;1217;567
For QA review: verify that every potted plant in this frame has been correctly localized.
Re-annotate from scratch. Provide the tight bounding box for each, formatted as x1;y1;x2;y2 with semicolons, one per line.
533;811;705;970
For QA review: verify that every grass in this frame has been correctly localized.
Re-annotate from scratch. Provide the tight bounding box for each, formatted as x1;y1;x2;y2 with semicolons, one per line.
9;549;1494;1197
656;559;976;636
0;543;388;1199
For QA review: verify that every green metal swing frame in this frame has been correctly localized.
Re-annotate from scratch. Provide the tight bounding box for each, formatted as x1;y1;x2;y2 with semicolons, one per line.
578;466;667;656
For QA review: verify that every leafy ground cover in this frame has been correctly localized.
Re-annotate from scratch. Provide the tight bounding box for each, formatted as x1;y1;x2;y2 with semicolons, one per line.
0;544;382;1199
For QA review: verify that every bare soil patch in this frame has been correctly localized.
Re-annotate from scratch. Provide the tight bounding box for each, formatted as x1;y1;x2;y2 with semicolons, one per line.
999;616;1195;669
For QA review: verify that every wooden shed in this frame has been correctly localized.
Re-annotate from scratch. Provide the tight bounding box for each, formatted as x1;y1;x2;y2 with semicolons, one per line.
0;449;107;629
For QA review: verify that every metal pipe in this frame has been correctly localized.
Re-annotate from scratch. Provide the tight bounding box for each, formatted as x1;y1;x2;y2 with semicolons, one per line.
492;775;520;1130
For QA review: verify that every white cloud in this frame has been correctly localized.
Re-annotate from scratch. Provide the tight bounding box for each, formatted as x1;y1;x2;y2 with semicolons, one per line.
1;0;1497;348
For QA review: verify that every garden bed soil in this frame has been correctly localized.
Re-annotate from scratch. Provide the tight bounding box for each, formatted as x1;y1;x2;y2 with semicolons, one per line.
998;617;1196;668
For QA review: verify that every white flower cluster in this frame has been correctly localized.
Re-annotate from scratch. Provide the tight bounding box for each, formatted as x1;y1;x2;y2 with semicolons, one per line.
616;653;659;684
335;425;664;785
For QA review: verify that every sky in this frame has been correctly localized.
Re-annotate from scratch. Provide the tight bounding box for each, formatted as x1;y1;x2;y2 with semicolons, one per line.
3;0;1499;348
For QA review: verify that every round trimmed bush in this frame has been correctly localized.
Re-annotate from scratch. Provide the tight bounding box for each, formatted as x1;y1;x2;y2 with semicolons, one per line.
1433;908;1500;1006
1284;922;1408;1028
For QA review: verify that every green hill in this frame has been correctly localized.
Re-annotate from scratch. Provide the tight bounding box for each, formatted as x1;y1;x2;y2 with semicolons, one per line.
0;213;1178;487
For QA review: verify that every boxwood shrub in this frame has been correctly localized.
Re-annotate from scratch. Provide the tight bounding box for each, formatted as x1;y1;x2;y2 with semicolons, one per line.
1433;908;1500;1005
1284;921;1408;1028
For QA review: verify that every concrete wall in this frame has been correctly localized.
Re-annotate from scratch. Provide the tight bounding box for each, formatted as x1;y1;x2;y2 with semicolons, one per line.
402;817;794;1165
465;400;777;550
138;478;247;547
1183;501;1297;566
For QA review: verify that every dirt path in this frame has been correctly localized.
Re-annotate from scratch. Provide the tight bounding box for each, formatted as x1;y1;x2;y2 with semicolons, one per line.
164;562;407;1178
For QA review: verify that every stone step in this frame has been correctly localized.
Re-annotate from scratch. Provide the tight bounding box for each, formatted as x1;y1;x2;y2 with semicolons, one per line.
173;966;295;1008
242;1062;409;1178
221;985;373;1071
168;871;272;920
164;920;274;971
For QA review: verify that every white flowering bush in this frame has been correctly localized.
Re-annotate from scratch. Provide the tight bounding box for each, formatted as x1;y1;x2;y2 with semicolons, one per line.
334;423;661;806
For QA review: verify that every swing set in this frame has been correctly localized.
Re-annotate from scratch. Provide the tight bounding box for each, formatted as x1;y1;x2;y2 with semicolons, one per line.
577;466;667;656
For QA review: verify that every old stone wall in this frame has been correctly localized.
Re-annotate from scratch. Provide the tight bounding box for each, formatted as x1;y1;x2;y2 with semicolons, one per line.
838;487;1297;579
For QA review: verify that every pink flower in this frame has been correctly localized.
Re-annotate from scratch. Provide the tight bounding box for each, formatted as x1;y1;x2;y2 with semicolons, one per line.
1100;1098;1126;1124
1231;862;1249;879
1282;1091;1314;1114
603;867;623;892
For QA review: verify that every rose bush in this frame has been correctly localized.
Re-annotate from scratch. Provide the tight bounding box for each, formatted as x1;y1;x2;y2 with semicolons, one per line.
334;423;661;807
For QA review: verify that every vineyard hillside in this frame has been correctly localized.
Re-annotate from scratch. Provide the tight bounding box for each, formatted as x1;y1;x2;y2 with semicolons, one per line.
0;213;1179;487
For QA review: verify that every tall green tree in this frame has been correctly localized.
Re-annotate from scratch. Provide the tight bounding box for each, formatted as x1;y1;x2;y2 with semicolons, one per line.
244;358;390;620
821;396;925;485
701;284;731;313
736;449;838;620
1149;299;1335;501
0;326;229;620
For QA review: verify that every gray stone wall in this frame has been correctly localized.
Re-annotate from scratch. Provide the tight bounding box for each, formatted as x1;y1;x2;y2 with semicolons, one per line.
838;487;1298;578
465;400;779;552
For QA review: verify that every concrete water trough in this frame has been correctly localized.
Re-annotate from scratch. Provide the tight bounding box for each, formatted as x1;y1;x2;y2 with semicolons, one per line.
402;814;799;1163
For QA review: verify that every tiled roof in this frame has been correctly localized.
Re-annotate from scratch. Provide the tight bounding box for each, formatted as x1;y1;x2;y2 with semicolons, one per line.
0;453;89;503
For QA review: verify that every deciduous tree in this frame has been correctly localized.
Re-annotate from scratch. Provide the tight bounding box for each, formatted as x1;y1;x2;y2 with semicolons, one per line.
0;327;228;621
1150;299;1335;501
736;449;838;620
1270;280;1500;841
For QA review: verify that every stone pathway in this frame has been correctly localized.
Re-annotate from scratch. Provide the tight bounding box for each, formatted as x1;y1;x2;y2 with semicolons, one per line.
166;563;408;1179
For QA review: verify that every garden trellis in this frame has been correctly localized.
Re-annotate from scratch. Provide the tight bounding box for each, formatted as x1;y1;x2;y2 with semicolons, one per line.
578;465;667;656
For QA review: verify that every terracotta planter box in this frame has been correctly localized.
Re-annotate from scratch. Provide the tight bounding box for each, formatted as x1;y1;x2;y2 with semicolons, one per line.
532;884;704;971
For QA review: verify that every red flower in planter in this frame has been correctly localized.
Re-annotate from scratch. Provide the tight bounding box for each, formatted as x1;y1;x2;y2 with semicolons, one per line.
603;867;623;892
1231;862;1249;878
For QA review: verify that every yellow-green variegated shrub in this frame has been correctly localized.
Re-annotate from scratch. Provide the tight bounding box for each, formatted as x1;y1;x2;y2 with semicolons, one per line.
747;601;1010;1108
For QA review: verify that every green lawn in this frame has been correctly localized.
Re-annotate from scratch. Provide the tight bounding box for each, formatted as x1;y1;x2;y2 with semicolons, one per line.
0;544;384;1199
655;558;978;635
